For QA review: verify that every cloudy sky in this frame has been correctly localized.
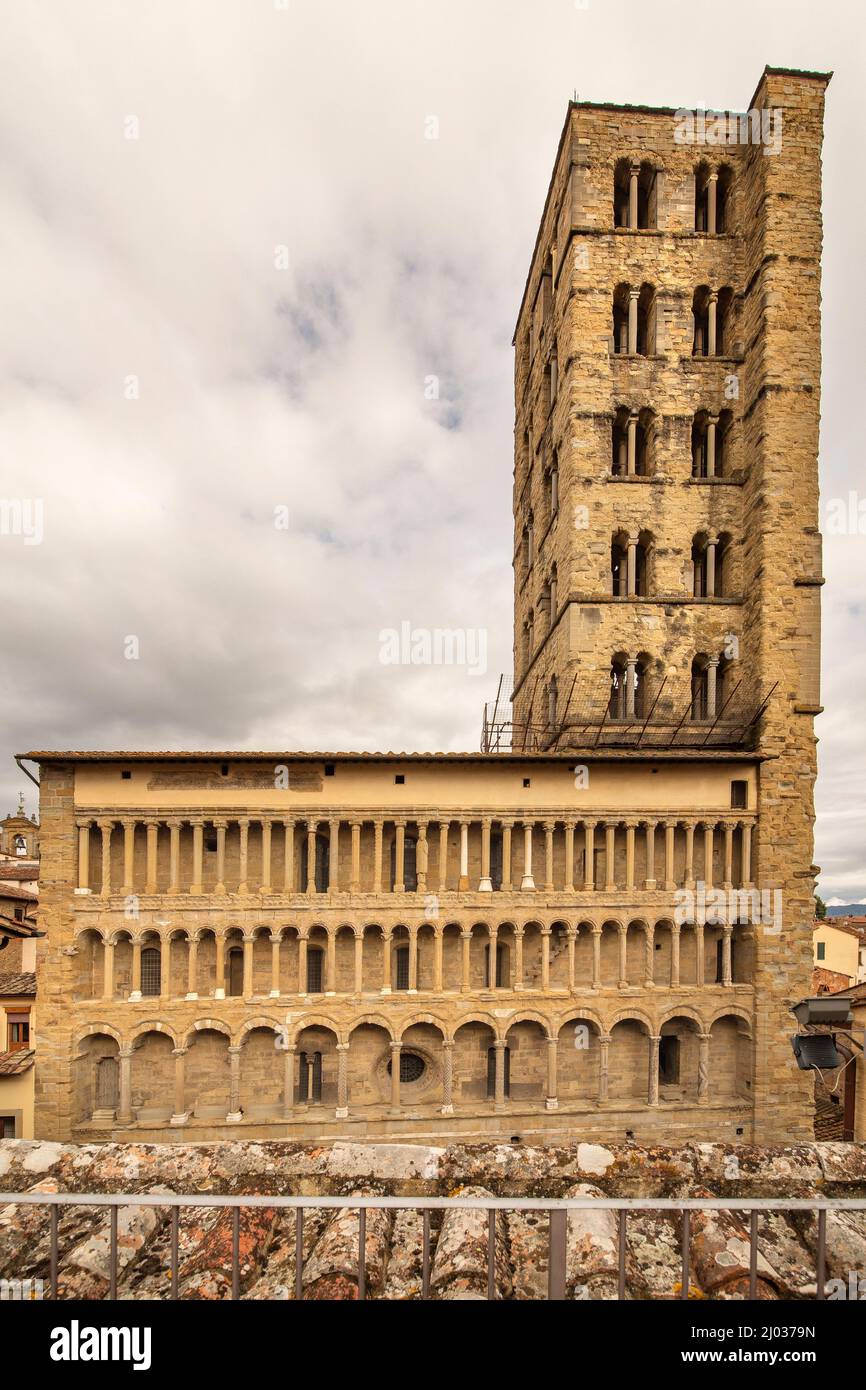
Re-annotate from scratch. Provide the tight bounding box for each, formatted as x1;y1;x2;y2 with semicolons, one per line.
1;1;863;901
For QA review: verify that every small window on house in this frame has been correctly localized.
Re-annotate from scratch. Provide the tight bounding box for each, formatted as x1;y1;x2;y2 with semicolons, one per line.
7;1011;30;1050
395;774;405;785
731;780;748;809
0;1116;17;1138
140;947;161;997
13;907;24;922
394;944;410;991
486;1046;511;1098
816;941;826;962
121;770;132;780
659;1036;680;1084
324;763;335;776
306;947;324;994
220;764;229;776
523;778;531;789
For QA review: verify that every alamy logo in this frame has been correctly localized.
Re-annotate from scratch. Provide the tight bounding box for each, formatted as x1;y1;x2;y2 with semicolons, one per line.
674;881;782;932
49;1320;152;1371
673;106;783;156
379;621;487;676
0;1277;43;1299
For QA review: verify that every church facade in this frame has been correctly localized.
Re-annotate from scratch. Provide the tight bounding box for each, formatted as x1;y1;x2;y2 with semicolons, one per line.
26;65;828;1146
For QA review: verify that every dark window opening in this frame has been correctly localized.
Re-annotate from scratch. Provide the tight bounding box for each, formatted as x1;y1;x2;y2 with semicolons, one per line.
121;770;132;780
390;836;417;892
140;947;161;997
7;1012;30;1050
395;774;405;785
228;947;244;997
731;780;748;809
324;763;335;776
388;1052;426;1084
485;943;506;988
659;1036;680;1084
306;947;324;994
394;945;410;991
486;1045;511;1098
220;764;229;777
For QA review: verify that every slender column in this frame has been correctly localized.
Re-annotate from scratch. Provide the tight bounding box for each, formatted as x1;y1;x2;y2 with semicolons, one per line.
627;287;639;354
389;1042;401;1113
98;820;114;898
433;928;444;991
408;927;418;992
625;658;637;718
282;1047;295;1119
437;820;449;891
485;925;499;988
706;171;718;234
186;932;199;1000
545;1037;558;1110
722;925;733;986
644;922;655;986
394;819;406;892
282;820;295;893
298;934;308;995
584;821;596;890
648;1035;660;1106
707;290;718;355
723;822;734;890
305;821;317;894
416;821;428;892
226;1046;242;1123
129;937;142;1001
373;818;384;893
336;1043;349;1119
705;536;718;598
664;820;676;890
479;817;492;892
625;821;636;891
705;415;717;478
626;531;638;591
695;923;706;987
353;930;364;994
564;821;575;892
628;163;639;228
540;926;551;991
237;818;250;894
117;1049;133;1124
460;929;472;992
698;1032;711;1105
325;928;336;994
617;432;627;473
493;1039;507;1110
269;932;281;997
513;927;525;990
121;819;135;895
741;822;753;888
261;819;273;893
190;819;204;895
671;923;681;987
627;408;639;467
242;934;254;997
617;923;628;989
543;821;555;892
567;927;576;991
168;819;181;894
458;821;469;891
170;1048;188;1125
521;821;536;890
605;822;617;891
381;930;392;993
213;819;227;894
684;821;695;890
501;820;513;891
328;819;340;893
214;932;226;1000
77;820;91;890
441;1040;454;1114
102;937;115;999
350;821;362;892
598;1033;611;1103
591;925;601;989
145;821;159;894
703;822;715;891
644;820;657;890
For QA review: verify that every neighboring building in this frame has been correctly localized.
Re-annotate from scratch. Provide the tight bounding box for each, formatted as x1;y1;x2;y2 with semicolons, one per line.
23;66;829;1147
813;918;861;993
0;795;40;862
0;918;39;1137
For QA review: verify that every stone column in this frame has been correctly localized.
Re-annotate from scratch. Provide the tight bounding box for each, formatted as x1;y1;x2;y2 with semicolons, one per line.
705;415;717;478
703;822;715;890
705;536;718;597
479;818;492;892
501;820;513;890
684;821;695;890
226;1045;242;1123
664;821;676;890
521;821;536;890
241;934;254;998
644;820;657;890
306;822;317;894
617;431;627;473
629;163;639;228
408;927;419;992
648;1035;660;1106
98;820;114;898
723;822;734;891
627;287;639;354
336;1043;349;1120
102;937;115;999
545;1036;559;1111
416;821;428;892
328;819;340;893
698;1032;711;1105
373;818;384;893
644;922;655;986
626;530;638;590
381;930;392;993
270;932;281;997
598;1033;611;1103
350;821;362;892
493;1039;507;1110
298;934;308;995
282;1047;295;1119
213;819;227;894
741;822;752;888
77;820;91;890
617;923;628;989
186;932;199;1000
460;929;472;992
389;1042;401;1113
543;821;555;891
215;933;226;1000
540;926;551;991
625;658;637;718
353;930;364;994
261;819;273;893
564;821;575;893
584;821;596;890
145;821;159;894
121;818;135;895
722;926;733;986
441;1040;454;1114
591;925;601;989
237;818;250;895
695;923;706;987
117;1048;133;1124
670;923;681;987
190;819;204;895
706;171;718;234
393;819;406;892
168;819;181;895
605;822;617;891
567;927;576;991
170;1047;188;1125
513;926;525;990
625;821;636;890
433;929;444;992
282;820;295;894
707;290;718;355
437;820;449;891
129;937;142;1001
325;928;336;995
458;821;470;891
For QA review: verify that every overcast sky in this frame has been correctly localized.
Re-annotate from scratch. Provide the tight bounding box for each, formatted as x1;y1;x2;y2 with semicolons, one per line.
1;1;863;901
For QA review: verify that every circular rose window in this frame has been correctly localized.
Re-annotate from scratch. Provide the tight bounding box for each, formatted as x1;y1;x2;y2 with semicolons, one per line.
387;1052;426;1084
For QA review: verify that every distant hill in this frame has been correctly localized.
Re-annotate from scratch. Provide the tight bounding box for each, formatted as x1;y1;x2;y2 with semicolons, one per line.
826;904;866;917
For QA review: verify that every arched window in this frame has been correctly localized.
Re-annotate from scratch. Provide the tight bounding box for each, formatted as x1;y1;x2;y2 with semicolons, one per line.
227;947;244;997
306;947;324;994
692;286;733;356
695;163;732;233
609;655;648;720
140;947;161;997
613;283;656;356
299;833;330;892
298;1051;322;1103
486;1045;511;1098
611;532;650;597
691;533;729;598
13;834;27;857
614;158;658;229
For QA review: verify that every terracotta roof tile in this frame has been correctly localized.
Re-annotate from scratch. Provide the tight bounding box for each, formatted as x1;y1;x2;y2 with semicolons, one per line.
0;972;36;997
0;1048;34;1075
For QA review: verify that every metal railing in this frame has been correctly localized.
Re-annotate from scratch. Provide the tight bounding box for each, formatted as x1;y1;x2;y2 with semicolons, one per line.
2;1192;865;1301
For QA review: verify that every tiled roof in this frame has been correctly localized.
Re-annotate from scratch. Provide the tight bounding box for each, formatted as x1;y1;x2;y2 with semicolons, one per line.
0;914;39;938
0;864;38;881
0;972;36;997
18;747;759;763
0;1048;34;1075
0;882;37;902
